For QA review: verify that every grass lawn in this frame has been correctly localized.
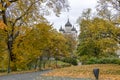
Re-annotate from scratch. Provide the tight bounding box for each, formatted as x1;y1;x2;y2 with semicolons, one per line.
43;64;120;80
0;60;71;76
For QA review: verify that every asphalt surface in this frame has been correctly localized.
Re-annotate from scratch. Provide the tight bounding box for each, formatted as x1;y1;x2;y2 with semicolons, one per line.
0;70;49;80
0;70;91;80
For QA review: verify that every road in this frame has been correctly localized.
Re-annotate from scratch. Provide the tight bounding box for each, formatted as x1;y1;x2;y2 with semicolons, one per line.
0;70;91;80
0;70;49;80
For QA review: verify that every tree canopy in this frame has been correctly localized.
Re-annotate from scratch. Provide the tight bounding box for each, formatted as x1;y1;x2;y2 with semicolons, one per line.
97;0;120;21
0;0;69;73
77;17;119;61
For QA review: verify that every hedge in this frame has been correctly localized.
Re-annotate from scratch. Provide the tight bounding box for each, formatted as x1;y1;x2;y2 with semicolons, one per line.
84;58;120;65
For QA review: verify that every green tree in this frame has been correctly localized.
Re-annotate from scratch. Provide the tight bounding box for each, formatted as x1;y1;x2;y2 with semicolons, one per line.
77;17;119;61
64;34;77;57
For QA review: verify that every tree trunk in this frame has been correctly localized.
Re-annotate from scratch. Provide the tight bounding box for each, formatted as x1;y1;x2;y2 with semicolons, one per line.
7;37;13;73
7;49;11;73
7;35;16;73
34;59;38;70
39;57;42;70
56;58;57;68
43;60;46;69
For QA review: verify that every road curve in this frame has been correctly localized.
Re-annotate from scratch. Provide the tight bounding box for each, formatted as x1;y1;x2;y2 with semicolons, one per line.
0;70;50;80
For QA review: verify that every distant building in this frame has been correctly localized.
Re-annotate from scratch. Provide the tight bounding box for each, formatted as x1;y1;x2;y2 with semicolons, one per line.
59;19;77;39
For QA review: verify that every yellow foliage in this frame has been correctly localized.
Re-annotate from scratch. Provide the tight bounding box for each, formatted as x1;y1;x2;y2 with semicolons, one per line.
44;64;120;80
0;20;7;30
78;18;119;57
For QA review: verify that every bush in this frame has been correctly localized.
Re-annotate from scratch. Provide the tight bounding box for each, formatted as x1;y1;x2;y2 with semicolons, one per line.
84;57;120;65
56;61;71;68
0;69;6;73
62;57;78;66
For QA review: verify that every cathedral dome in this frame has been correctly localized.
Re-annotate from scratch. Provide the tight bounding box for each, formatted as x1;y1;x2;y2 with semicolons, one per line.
71;26;76;31
59;26;63;31
59;26;65;33
71;26;77;33
65;19;72;27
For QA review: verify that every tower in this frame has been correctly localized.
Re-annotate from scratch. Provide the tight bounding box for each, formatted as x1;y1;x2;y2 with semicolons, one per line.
65;19;72;33
59;19;77;39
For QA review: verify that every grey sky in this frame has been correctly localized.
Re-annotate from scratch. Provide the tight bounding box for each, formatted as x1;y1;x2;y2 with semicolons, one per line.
45;0;97;31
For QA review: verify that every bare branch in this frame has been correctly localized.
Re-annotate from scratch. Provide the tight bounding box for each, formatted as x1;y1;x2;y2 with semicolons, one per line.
9;0;18;3
12;0;40;27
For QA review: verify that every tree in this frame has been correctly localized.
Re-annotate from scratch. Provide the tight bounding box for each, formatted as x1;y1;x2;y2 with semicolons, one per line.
64;34;77;57
0;0;69;73
0;21;8;71
42;31;69;62
77;17;119;61
12;22;53;70
40;25;70;68
11;22;70;70
97;0;120;21
97;0;120;11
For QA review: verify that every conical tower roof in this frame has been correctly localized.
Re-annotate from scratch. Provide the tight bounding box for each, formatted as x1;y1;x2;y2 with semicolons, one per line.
71;26;77;33
59;26;63;31
59;26;65;33
71;26;76;31
65;19;72;27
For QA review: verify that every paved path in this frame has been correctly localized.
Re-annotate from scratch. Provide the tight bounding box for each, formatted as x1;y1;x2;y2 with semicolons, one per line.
0;70;49;80
0;70;91;80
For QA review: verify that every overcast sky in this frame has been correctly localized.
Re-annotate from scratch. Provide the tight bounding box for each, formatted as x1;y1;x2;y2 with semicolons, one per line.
45;0;97;31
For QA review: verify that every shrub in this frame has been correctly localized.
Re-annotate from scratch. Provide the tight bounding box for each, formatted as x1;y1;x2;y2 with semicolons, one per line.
62;57;78;66
84;58;120;65
0;69;6;72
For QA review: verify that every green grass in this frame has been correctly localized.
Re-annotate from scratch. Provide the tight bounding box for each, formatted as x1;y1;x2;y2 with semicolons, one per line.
42;60;71;69
0;60;71;76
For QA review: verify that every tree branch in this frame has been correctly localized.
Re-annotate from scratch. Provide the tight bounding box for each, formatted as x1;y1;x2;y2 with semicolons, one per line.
9;0;18;3
12;0;40;27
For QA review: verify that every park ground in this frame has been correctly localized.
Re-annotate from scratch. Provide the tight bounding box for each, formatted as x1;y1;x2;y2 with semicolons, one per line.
0;64;120;80
43;64;120;80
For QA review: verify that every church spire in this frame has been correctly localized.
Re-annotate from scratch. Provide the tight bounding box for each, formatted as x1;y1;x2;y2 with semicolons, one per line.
71;26;77;33
59;26;63;31
65;18;72;27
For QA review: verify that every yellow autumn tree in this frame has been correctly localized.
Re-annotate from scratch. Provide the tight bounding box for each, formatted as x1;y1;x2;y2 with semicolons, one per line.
0;0;69;73
0;21;8;71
